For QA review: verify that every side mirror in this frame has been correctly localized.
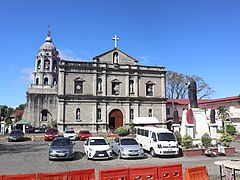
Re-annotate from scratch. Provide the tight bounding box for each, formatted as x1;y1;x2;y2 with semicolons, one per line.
140;143;143;147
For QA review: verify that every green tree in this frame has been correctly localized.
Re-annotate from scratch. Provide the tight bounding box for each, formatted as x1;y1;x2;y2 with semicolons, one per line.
0;105;14;122
217;106;230;133
15;104;26;110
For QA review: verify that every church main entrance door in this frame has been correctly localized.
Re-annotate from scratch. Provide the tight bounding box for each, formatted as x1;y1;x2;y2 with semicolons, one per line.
109;109;123;131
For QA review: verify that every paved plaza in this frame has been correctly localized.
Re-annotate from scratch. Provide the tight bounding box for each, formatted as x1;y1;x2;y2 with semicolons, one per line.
0;136;239;179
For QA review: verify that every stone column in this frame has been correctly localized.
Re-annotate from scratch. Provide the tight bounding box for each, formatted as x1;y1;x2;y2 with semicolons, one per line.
186;124;195;139
0;121;5;135
209;123;218;145
23;125;26;133
172;124;180;133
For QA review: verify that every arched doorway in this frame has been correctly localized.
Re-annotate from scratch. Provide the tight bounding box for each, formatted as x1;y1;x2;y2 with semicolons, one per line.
109;109;123;131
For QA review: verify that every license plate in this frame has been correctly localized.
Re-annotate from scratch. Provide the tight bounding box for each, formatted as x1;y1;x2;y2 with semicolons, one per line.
168;149;173;151
98;154;104;156
58;153;65;156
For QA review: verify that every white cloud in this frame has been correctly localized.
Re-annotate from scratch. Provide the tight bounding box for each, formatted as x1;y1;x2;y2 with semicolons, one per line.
139;56;150;65
19;67;34;84
59;49;87;61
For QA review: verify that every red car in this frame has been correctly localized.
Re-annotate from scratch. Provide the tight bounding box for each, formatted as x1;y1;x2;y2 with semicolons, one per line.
78;130;92;141
44;128;58;141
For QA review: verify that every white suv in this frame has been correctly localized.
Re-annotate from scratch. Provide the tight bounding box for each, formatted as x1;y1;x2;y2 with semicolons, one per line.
84;137;112;160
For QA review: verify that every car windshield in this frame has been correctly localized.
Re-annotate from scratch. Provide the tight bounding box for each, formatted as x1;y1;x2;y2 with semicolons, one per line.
46;129;57;133
121;138;138;145
52;139;70;146
157;133;176;141
10;131;22;135
65;130;75;133
80;131;90;134
90;139;107;145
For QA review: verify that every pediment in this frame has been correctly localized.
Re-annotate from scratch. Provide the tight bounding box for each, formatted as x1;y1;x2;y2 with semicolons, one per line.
74;77;85;82
146;80;155;85
93;48;138;65
111;79;121;83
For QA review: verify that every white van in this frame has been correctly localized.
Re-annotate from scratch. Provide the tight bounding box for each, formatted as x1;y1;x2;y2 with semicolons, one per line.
135;126;179;157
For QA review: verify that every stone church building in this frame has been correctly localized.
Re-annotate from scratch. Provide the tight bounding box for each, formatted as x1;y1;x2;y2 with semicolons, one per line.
22;31;167;132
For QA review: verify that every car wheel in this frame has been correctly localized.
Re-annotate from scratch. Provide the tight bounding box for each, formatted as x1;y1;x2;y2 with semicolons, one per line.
118;151;122;159
8;139;11;142
150;148;156;157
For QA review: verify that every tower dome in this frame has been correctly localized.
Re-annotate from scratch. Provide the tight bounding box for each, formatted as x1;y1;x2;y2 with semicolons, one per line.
39;32;56;50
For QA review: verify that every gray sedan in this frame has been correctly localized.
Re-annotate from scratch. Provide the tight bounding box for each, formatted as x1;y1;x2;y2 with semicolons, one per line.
112;136;144;159
8;130;24;142
49;137;75;160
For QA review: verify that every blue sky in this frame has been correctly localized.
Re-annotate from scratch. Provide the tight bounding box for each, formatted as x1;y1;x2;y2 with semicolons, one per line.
1;0;240;107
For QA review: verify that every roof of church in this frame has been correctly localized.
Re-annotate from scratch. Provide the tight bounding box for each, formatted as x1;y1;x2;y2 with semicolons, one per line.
93;48;138;63
167;96;240;105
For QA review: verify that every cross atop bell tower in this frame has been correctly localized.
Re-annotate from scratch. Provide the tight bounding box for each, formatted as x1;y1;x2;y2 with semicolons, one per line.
47;25;51;37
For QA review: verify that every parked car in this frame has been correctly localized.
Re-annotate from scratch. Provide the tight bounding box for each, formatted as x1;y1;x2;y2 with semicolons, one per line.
84;137;112;160
112;136;144;159
48;137;75;160
63;129;77;140
8;130;24;142
78;130;92;141
44;128;58;141
34;127;46;133
26;126;35;133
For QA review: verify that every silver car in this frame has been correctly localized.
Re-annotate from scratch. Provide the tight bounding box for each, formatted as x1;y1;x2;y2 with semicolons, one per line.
49;137;75;160
112;136;144;159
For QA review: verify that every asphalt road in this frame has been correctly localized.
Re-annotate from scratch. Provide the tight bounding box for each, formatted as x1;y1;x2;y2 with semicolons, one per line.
0;138;239;179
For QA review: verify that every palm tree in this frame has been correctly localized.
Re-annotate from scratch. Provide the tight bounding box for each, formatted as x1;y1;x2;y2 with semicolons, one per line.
217;106;230;133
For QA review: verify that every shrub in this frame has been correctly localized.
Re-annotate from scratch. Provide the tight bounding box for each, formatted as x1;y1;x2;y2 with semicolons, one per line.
174;131;182;145
227;125;237;136
128;121;136;134
181;134;193;149
201;133;212;148
115;126;129;136
220;133;233;147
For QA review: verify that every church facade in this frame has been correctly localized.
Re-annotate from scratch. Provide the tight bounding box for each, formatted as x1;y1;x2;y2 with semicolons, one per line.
23;32;167;133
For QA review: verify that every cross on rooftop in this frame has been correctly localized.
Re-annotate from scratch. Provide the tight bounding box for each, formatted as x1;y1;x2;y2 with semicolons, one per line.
47;25;51;37
112;35;119;48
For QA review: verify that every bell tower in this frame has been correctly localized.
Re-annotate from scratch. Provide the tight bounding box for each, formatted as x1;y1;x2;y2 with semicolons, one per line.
22;28;60;128
33;29;60;87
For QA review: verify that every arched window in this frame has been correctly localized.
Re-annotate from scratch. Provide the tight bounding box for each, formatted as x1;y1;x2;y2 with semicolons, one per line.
97;108;101;119
74;77;85;94
148;109;153;117
146;81;155;96
41;109;48;121
113;52;119;64
76;108;81;121
53;61;57;72
130;109;134;120
44;77;48;85
44;59;50;70
36;78;39;85
53;78;57;85
97;78;102;92
37;60;41;69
